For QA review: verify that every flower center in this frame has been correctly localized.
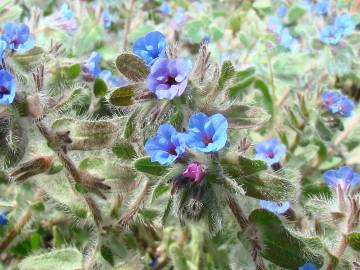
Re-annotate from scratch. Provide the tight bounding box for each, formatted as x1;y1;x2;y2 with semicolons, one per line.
165;75;177;86
267;151;275;159
167;146;177;156
0;86;10;98
203;135;213;146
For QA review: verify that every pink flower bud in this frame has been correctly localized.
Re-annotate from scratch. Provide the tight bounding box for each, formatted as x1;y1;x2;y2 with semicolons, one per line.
183;162;204;183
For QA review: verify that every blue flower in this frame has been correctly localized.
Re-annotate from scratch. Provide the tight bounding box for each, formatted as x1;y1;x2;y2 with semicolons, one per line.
102;10;112;29
133;31;167;66
255;139;286;166
184;113;228;153
99;70;126;88
279;28;298;49
323;166;360;189
83;52;101;78
299;263;317;270
145;124;186;165
320;26;342;45
0;212;8;225
277;4;288;17
0;70;16;105
159;2;171;15
260;200;290;214
267;16;283;34
1;22;35;52
170;8;188;30
56;3;77;32
334;14;355;37
321;90;355;117
0;40;7;58
312;0;329;15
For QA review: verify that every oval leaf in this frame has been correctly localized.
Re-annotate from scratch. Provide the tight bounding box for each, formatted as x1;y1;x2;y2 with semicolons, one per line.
116;53;150;81
220;105;270;128
109;84;138;107
134;157;168;176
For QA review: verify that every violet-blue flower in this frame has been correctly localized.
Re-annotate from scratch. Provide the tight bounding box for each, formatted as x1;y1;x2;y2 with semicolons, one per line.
320;26;342;45
259;200;290;214
0;40;7;58
299;263;317;270
267;16;283;34
0;212;8;225
255;139;286;166
146;58;190;100
159;2;171;15
102;10;112;29
55;3;77;32
133;31;166;66
323;166;360;189
279;28;298;49
83;52;101;78
0;70;16;105
277;4;288;17
321;90;355;117
337;95;355;117
99;70;126;88
184;112;228;153
170;8;188;30
144;124;186;165
1;22;35;52
312;0;329;15
334;14;355;37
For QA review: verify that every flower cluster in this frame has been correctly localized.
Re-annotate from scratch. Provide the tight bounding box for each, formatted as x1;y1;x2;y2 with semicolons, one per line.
321;90;355;117
323;166;360;189
255;138;286;166
320;14;355;45
267;15;298;50
145;112;228;165
133;31;190;100
82;52;125;88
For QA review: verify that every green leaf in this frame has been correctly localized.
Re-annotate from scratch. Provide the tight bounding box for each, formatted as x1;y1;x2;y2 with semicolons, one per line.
183;20;206;43
162;197;173;225
124;107;140;139
234;67;256;81
253;0;271;9
151;183;170;203
116;53;150;81
347;232;360;251
210;26;223;41
219;105;270;128
112;141;137;160
221;154;268;176
216;61;235;93
228;77;254;97
249;209;324;269
254;79;274;117
10;47;45;69
52;226;66;249
134;157;168;176
101;245;114;266
108;84;138;106
18;248;83;270
315;118;332;141
287;6;306;23
63;64;81;80
93;78;108;97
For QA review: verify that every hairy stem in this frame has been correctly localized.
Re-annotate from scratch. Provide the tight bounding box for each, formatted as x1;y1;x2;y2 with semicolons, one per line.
122;0;135;51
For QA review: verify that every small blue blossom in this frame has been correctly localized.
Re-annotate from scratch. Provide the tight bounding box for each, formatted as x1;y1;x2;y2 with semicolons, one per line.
83;52;101;78
133;31;167;66
145;124;186;165
255;139;286;166
323;166;360;189
170;8;188;30
277;4;288;17
299;263;317;270
312;0;329;15
334;14;355;37
1;22;35;52
159;2;171;15
57;3;77;32
321;90;355;117
0;70;16;105
320;26;342;45
259;200;290;214
184;112;228;153
279;28;298;49
102;10;112;29
267;16;283;34
0;212;8;225
0;40;7;58
99;70;126;88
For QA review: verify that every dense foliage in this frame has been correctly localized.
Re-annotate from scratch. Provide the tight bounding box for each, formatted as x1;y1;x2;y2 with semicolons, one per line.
1;0;360;269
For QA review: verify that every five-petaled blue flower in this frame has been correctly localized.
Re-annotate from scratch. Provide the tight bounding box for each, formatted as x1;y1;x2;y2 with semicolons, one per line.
145;124;186;165
260;200;290;214
312;0;329;15
321;90;355;117
279;28;298;49
0;212;8;225
299;263;317;270
323;166;360;189
255;139;286;166
102;10;112;29
184;112;228;153
146;58;190;100
320;26;342;45
133;31;167;66
0;70;16;105
83;52;101;78
334;14;355;37
277;4;288;17
1;22;35;52
267;16;283;34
